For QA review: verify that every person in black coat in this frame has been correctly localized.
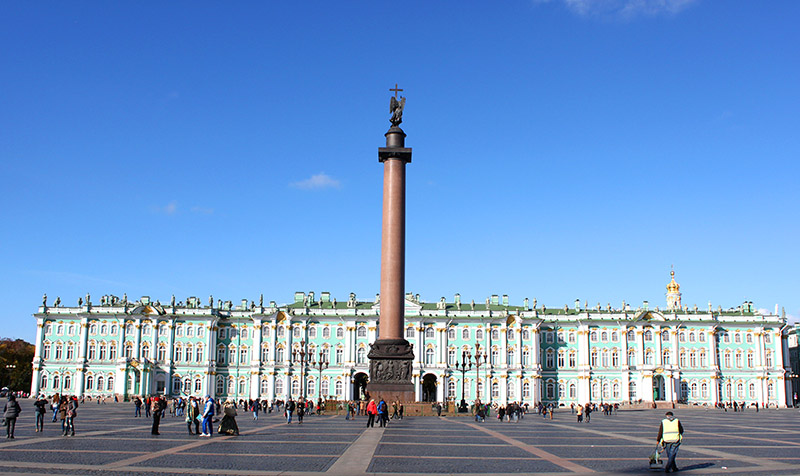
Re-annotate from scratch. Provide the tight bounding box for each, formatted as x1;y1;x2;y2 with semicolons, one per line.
4;394;22;439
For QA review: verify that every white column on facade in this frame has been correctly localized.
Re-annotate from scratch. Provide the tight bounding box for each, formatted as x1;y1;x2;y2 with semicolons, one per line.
133;319;142;359
501;326;508;367
438;327;446;366
655;325;663;366
285;322;294;366
76;316;89;397
578;325;590;366
416;325;424;366
343;324;353;365
500;375;508;404
755;328;765;368
268;323;276;364
414;372;421;401
636;326;645;366
30;318;45;396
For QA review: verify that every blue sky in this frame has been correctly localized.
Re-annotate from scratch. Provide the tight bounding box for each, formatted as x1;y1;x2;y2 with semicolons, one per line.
1;1;798;342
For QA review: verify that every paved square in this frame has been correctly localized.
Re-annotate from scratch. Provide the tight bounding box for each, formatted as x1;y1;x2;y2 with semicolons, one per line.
1;403;799;475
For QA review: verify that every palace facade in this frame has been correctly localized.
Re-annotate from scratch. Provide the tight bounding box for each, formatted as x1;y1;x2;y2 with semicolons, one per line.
31;273;793;407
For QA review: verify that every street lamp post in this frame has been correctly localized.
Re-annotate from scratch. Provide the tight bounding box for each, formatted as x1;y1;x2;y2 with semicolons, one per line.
310;348;329;407
292;340;308;400
453;350;472;411
472;344;486;403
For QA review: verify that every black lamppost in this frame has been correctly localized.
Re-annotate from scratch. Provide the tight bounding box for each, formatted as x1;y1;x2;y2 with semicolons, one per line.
292;340;308;399
471;344;486;403
310;348;329;403
453;351;472;411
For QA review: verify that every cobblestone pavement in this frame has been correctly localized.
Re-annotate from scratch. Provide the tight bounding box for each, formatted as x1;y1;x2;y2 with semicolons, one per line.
1;402;799;475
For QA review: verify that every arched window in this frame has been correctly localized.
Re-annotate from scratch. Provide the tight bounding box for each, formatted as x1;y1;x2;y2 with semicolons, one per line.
336;327;344;339
90;323;98;334
522;349;530;367
689;332;696;343
335;348;343;364
124;343;133;359
490;348;499;366
461;328;470;340
98;342;107;360
238;378;247;395
406;327;415;338
260;379;269;395
425;347;435;365
627;330;635;342
491;382;500;399
569;351;576;367
277;326;285;338
228;347;236;365
447;328;456;340
627;350;636;367
356;347;366;364
357;326;367;338
522;329;530;341
701;382;708;398
307;378;316;397
661;330;669;342
275;378;284;395
241;328;248;339
41;374;48;389
734;332;742;344
141;343;150;359
142;324;151;336
196;345;204;362
183;377;191;393
195;378;202;393
590;351;598;366
645;350;654;365
335;379;343;397
590;331;598;342
216;376;224;394
109;343;117;361
699;332;706;343
52;375;60;391
67;343;75;360
448;380;456;398
126;323;134;335
569;331;576;343
508;381;516;400
64;374;71;392
629;381;637;400
545;349;554;368
261;345;269;362
322;327;330;339
612;382;620;399
158;345;167;362
558;382;565;399
522;382;531;399
447;348;456;365
569;382;577;399
507;329;515;340
765;351;773;367
88;342;97;360
612;349;620;366
735;352;743;368
491;329;499;340
228;377;235;394
662;350;670;365
425;327;435;339
557;351;564;367
320;379;329;397
723;351;731;368
55;343;63;360
644;330;653;342
689;351;697;367
699;351;707;367
737;382;745;398
601;349;609;367
476;329;484;340
86;375;94;391
600;331;608;342
749;382;756;399
292;326;301;338
680;351;687;367
690;382;697;398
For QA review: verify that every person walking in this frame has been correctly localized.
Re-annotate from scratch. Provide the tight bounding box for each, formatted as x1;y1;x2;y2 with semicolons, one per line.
657;411;684;473
151;395;164;435
3;394;22;439
366;399;377;428
377;398;388;427
296;398;305;424
34;395;48;432
64;396;77;436
200;395;214;437
186;396;200;435
51;394;59;422
133;396;142;417
576;404;583;423
285;398;296;424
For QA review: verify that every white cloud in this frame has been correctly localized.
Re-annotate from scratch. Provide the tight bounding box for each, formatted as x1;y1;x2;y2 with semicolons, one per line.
152;201;178;215
190;206;214;215
289;172;341;190
537;0;696;18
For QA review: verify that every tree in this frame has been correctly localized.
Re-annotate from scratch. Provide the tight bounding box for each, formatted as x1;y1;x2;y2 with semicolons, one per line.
0;338;34;392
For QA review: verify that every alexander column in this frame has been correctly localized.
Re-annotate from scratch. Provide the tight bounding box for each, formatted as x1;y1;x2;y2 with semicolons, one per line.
367;85;415;402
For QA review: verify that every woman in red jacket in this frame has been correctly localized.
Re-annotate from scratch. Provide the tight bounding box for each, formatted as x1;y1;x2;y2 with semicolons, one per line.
366;399;377;428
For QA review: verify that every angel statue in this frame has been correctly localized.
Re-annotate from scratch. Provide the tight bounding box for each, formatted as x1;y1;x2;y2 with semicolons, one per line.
390;95;405;126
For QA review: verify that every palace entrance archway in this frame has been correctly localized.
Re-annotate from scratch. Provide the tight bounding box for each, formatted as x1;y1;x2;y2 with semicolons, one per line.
353;372;369;401
422;373;437;402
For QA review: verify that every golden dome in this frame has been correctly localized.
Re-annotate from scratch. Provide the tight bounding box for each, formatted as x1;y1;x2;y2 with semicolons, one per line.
666;270;680;293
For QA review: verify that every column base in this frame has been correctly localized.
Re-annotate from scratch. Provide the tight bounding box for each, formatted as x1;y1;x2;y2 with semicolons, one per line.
368;338;415;402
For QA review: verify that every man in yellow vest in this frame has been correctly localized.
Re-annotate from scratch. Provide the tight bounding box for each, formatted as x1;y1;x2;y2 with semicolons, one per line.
656;411;684;473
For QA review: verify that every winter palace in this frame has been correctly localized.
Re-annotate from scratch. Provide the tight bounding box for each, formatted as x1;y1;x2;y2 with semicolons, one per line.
31;272;794;407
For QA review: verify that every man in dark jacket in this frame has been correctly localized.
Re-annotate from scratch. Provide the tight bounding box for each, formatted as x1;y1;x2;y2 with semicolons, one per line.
34;395;48;432
151;396;164;435
3;394;22;439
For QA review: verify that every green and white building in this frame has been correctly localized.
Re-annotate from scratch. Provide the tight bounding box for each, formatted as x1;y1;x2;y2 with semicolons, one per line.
31;273;792;407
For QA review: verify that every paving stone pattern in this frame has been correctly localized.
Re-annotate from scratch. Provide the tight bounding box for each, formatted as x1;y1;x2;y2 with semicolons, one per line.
1;402;799;475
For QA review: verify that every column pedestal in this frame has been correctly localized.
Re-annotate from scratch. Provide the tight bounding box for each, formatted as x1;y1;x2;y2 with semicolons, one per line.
367;338;415;402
